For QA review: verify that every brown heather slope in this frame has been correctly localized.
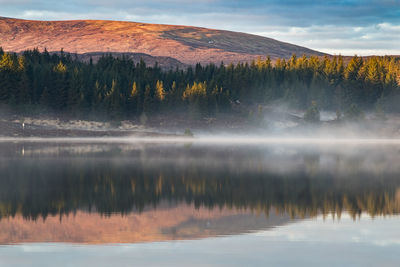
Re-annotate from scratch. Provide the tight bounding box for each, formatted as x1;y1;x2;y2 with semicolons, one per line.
0;17;325;65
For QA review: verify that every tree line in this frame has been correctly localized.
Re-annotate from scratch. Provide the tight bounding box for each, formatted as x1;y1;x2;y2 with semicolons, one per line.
0;47;399;119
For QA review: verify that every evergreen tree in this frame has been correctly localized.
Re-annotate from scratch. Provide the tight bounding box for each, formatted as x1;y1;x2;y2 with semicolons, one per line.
143;84;153;114
128;81;139;114
155;80;165;101
0;53;15;102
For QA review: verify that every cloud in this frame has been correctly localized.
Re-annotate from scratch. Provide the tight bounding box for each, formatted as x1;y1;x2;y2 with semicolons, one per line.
3;0;399;26
253;23;400;56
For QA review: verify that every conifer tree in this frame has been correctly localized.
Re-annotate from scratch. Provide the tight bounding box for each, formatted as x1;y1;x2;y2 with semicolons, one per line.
143;84;153;114
155;80;165;102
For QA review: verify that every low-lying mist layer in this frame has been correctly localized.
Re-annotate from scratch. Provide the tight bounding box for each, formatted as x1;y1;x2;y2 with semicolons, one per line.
1;142;399;220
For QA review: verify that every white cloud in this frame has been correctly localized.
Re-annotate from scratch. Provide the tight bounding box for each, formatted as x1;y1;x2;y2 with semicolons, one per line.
251;23;400;56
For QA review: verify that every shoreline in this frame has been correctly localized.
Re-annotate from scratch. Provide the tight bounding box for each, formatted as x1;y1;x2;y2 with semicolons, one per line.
2;136;400;145
1;109;400;139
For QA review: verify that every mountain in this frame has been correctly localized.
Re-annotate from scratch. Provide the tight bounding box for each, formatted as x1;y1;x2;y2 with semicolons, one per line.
0;17;325;66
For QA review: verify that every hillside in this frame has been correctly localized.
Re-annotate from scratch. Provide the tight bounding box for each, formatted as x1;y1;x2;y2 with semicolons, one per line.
0;17;325;65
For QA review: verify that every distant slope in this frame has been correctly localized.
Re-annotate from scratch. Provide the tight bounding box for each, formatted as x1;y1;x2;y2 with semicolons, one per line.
74;52;188;70
0;16;325;65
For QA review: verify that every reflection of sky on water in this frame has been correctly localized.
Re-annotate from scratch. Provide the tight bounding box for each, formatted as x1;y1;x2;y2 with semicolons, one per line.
256;213;400;247
1;213;399;267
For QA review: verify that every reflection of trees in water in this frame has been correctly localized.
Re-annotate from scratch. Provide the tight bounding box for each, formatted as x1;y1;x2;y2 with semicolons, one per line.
1;154;399;221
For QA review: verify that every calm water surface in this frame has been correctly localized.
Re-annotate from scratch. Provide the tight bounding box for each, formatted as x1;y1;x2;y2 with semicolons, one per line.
0;140;399;266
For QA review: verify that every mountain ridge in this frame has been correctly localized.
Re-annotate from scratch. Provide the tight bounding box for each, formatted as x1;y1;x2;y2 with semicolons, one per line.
0;16;325;65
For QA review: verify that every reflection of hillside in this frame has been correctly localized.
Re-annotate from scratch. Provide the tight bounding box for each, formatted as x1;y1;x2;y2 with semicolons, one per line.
162;212;292;240
0;205;291;244
0;143;400;220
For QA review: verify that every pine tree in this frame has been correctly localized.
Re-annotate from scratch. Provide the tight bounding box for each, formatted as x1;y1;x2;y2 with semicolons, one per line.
127;81;139;114
40;86;52;108
67;68;83;113
183;81;207;118
106;79;122;117
0;53;16;103
143;84;153;114
131;81;138;98
155;80;165;102
17;72;31;105
345;56;363;81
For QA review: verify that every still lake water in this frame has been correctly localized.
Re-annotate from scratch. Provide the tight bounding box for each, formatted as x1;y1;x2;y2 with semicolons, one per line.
0;139;400;266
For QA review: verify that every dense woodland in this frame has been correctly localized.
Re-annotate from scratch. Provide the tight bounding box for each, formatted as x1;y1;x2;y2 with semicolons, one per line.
0;47;399;119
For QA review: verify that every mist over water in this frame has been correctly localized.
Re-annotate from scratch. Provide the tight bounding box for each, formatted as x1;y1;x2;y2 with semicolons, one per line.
1;131;400;145
1;136;400;265
1;141;400;219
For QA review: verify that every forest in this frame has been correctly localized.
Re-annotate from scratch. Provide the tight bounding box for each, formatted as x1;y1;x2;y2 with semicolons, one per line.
0;47;399;120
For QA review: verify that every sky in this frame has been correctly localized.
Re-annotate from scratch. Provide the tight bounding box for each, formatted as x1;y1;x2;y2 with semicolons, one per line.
1;0;400;55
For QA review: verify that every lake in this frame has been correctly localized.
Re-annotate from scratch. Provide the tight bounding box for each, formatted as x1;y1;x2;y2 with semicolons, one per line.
0;139;399;266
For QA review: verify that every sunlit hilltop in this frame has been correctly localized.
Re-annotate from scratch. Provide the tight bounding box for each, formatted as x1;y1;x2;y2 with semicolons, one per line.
0;17;324;65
